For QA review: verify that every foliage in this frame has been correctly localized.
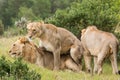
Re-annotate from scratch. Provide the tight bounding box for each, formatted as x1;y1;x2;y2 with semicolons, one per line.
114;22;120;33
31;0;51;19
15;17;28;29
0;0;75;29
17;7;38;21
46;0;120;35
14;17;28;35
3;26;27;37
49;0;75;13
0;20;4;35
0;56;41;80
0;0;33;27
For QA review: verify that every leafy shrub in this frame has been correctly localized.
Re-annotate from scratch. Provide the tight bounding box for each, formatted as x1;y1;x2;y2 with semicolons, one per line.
3;26;26;37
0;56;41;80
18;7;38;20
3;17;28;37
0;56;11;79
0;20;4;35
45;0;120;35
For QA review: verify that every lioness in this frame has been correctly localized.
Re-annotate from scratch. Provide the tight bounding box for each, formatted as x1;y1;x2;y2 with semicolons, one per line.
9;37;81;72
27;21;83;70
81;26;119;75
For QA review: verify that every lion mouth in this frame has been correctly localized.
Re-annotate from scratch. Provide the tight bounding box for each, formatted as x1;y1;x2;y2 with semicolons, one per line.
12;52;17;55
10;52;22;58
10;52;17;57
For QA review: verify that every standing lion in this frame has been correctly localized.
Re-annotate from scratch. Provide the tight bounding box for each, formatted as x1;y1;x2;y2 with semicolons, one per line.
81;26;119;75
26;21;83;70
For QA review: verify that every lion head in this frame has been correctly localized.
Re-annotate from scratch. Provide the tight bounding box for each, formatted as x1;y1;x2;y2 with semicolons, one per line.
9;37;38;63
27;21;45;38
9;37;28;58
9;37;31;57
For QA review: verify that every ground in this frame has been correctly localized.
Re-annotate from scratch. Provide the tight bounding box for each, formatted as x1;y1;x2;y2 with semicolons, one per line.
0;36;120;80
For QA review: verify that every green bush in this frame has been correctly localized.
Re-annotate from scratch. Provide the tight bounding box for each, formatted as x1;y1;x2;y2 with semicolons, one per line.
3;26;27;37
0;56;41;80
3;17;30;37
45;0;120;35
0;20;4;35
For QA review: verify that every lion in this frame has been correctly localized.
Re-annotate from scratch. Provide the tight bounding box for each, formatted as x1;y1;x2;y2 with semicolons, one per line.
9;37;82;72
81;26;119;75
26;21;83;70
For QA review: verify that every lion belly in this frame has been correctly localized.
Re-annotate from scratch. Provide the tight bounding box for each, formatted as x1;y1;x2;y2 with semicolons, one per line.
86;41;103;56
39;40;54;52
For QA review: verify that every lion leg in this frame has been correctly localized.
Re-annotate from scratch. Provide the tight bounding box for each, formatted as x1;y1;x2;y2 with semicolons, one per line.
36;58;45;68
84;55;92;73
53;48;61;70
70;45;82;68
65;58;81;72
97;45;110;75
93;56;98;74
35;53;45;68
109;54;118;74
97;54;105;75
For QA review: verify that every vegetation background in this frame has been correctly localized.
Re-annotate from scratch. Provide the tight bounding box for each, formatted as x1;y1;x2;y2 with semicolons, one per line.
0;0;120;80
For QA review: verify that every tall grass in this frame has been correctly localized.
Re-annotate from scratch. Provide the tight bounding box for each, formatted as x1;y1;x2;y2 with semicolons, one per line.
3;27;27;38
0;36;120;80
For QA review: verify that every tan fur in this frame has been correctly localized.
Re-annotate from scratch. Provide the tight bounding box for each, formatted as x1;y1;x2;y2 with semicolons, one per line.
81;29;86;36
27;21;83;70
9;37;81;72
81;26;119;75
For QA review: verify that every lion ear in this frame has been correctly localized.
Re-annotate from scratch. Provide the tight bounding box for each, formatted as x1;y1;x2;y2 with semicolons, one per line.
81;29;86;35
87;26;97;30
18;37;21;40
92;26;98;30
38;21;45;30
19;37;29;44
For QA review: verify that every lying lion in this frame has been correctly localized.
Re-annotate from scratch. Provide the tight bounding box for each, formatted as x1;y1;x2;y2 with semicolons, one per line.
26;21;83;70
9;37;81;72
81;26;119;75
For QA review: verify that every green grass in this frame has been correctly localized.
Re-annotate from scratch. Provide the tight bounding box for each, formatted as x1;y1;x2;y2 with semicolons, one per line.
0;36;120;80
